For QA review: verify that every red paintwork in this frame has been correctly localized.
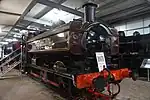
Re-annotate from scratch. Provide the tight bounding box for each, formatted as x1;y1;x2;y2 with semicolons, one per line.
76;68;130;89
30;68;132;100
46;80;59;87
30;72;59;87
30;72;40;78
76;68;131;100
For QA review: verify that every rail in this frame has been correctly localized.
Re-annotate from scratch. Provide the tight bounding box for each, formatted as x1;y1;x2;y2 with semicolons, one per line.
0;47;21;62
0;60;21;77
0;47;21;77
0;53;21;68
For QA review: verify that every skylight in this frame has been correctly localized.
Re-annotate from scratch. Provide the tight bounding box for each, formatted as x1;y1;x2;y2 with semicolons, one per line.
41;8;81;23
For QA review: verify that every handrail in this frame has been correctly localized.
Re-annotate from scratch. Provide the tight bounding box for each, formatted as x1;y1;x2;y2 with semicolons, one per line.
0;47;21;62
1;60;21;76
0;53;21;67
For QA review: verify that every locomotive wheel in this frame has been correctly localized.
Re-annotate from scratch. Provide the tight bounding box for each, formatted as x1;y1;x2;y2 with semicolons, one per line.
53;61;67;72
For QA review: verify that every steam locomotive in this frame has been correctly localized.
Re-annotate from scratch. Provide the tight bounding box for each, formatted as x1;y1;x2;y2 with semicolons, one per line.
25;2;135;100
118;31;150;77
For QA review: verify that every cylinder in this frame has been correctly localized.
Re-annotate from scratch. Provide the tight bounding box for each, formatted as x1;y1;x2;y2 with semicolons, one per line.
82;3;97;22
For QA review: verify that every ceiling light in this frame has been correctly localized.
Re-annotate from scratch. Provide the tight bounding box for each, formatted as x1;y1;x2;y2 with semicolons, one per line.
0;42;8;45
32;41;38;44
52;43;55;45
57;33;64;37
20;30;28;34
14;34;21;38
41;8;81;23
29;31;36;33
5;38;18;42
7;47;12;49
14;28;19;31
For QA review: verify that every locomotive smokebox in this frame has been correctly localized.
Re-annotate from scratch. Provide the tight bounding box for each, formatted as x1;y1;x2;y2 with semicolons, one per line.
82;2;97;22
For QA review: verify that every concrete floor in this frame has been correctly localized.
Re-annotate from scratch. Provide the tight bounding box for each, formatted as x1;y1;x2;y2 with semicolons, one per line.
0;70;150;100
0;70;64;100
116;78;150;100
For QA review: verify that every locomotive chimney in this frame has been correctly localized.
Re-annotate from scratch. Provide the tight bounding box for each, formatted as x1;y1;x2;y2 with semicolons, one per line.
82;2;97;22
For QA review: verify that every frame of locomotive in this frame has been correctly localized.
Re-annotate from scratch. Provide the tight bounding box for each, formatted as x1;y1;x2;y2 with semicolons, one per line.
23;2;136;100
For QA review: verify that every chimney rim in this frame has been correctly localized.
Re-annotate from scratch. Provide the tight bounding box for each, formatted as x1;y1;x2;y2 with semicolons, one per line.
82;2;97;8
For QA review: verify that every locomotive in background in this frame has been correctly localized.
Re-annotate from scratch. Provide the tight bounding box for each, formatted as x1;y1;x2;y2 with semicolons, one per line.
118;31;150;77
24;2;135;100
